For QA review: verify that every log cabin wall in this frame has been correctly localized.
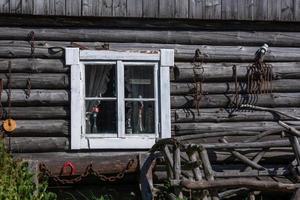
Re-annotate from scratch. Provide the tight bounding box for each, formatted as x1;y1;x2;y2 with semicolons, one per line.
0;14;300;171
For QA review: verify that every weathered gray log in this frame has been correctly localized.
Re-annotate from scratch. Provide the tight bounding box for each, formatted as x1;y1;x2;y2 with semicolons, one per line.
2;41;300;62
187;150;203;181
291;189;300;200
0;59;68;73
173;146;181;180
180;179;298;192
171;79;300;95
3;27;300;47
162;145;174;179
1;106;69;119
220;138;265;170
172;62;300;82
201;140;291;149
171;93;300;108
174;121;300;136
13;152;139;175
4;120;69;137
172;107;300;123
2;16;300;32
244;151;267;171
0;89;69;106
4;137;69;153
0;73;69;89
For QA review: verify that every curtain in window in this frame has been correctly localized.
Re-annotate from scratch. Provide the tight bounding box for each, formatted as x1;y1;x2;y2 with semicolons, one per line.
85;65;112;112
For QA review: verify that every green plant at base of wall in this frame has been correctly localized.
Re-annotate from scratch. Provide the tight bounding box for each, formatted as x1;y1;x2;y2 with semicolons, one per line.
0;138;57;200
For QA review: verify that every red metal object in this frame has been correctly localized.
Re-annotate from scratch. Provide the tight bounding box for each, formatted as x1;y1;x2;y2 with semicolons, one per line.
60;161;77;176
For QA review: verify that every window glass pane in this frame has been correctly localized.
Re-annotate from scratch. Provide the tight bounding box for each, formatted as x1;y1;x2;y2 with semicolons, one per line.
125;65;154;98
85;64;116;97
85;100;117;134
125;101;155;134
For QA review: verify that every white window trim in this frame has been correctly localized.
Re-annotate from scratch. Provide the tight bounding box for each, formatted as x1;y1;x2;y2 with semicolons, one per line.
66;48;174;150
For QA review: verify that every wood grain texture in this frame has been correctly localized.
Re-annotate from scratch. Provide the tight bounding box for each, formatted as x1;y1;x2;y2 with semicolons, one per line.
221;0;238;20
21;0;33;14
49;0;65;15
142;0;158;17
82;0;101;16
204;0;221;19
112;0;126;17
159;0;175;18
65;0;81;16
295;0;300;20
0;0;10;13
281;0;294;21
268;0;281;21
237;0;254;20
174;0;188;18
10;0;21;13
189;0;204;18
126;0;142;17
33;0;49;15
253;0;268;20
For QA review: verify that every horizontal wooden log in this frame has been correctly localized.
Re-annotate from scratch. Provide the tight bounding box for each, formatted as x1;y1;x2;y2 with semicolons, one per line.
201;140;290;149
2;41;300;62
2;16;300;32
4;137;69;153
0;59;68;73
171;62;300;82
5;120;69;137
2;106;69;119
171;93;300;108
0;89;69;106
180;179;298;192
13;152;139;175
172;107;300;123
3;27;300;47
0;73;69;89
174;121;300;136
171;79;300;95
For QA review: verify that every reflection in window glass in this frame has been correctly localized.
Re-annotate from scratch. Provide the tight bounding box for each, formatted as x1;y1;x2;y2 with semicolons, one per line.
85;65;116;97
85;100;117;134
125;66;154;98
125;101;155;134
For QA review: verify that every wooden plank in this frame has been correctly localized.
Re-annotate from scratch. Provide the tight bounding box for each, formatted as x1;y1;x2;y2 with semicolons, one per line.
0;59;68;73
10;0;22;13
0;0;10;13
171;79;300;95
281;0;294;21
159;0;175;18
172;107;300;123
239;0;254;20
33;0;49;15
174;0;188;18
22;0;33;14
4;137;69;153
65;0;81;16
268;0;281;20
142;0;158;17
4;106;68;119
0;73;69;89
172;62;300;82
48;0;66;15
101;0;112;16
189;0;204;19
127;0;142;17
204;0;221;19
171;93;300;108
0;89;69;106
221;0;238;20
295;0;300;20
82;0;101;16
253;0;268;20
112;0;126;17
14;152;139;175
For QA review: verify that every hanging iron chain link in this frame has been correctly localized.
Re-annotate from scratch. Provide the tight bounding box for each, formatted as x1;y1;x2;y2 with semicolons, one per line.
192;49;205;116
39;159;135;185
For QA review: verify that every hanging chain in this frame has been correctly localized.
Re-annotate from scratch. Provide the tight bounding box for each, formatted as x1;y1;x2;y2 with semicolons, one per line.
247;61;273;95
25;78;31;99
231;65;240;110
27;31;35;57
39;159;135;185
192;49;204;116
7;61;12;120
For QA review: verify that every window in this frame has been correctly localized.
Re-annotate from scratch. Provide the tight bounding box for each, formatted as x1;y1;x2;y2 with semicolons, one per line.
66;48;174;149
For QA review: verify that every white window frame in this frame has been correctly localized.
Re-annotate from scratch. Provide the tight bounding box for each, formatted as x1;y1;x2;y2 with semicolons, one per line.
66;48;174;150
